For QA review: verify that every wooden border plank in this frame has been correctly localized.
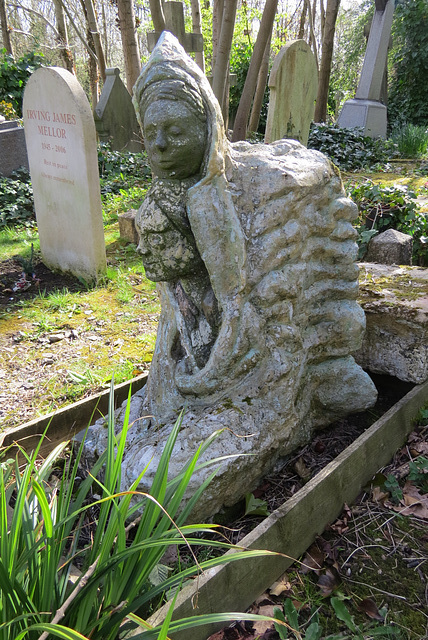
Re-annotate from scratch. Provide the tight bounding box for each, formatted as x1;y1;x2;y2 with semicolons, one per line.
0;374;147;458
145;380;428;640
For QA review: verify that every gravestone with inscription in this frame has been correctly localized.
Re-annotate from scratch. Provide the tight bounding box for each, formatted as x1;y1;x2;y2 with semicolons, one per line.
265;40;318;146
338;0;394;138
23;67;106;281
94;68;142;152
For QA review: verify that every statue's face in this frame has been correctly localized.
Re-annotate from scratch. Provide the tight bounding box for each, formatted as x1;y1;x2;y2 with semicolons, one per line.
143;99;207;180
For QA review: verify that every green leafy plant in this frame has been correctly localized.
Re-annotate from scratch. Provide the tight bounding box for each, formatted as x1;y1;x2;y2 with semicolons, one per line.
0;168;35;229
98;143;151;194
348;180;428;263
408;456;428;493
0;99;17;120
0;49;44;117
391;123;428;158
327;597;399;639
274;596;400;640
308;124;397;171
383;474;403;505
388;0;428;129
274;599;322;640
244;492;270;517
0;384;280;640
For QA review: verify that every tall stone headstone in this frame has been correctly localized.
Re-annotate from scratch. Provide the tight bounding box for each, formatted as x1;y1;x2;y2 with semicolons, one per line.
265;40;318;146
338;0;394;138
23;67;106;282
94;68;142;152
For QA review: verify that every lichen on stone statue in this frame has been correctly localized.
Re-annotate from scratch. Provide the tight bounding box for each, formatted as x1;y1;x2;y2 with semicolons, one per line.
85;32;377;520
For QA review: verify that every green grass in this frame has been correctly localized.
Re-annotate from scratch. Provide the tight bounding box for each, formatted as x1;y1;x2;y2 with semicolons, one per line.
391;123;428;159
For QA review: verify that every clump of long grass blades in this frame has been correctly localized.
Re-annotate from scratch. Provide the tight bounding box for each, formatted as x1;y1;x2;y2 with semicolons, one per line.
391;122;428;158
0;382;283;640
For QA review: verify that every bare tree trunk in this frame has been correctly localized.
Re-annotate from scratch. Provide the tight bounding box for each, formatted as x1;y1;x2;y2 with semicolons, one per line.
79;0;99;106
117;0;141;93
314;0;340;122
212;0;224;71
190;0;205;72
212;0;237;119
248;33;271;133
149;0;165;32
52;0;74;73
320;0;326;40
101;1;109;66
298;0;308;39
307;0;319;68
84;0;106;82
232;0;278;142
0;0;14;56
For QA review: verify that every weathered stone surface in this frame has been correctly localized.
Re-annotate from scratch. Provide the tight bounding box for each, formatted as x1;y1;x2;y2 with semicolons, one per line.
356;262;428;383
265;40;318;146
23;67;106;282
84;33;377;520
0;120;29;177
118;209;139;244
365;228;413;265
94;68;142;152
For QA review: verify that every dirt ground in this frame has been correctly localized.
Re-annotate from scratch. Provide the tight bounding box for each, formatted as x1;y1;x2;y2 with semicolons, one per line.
0;255;158;428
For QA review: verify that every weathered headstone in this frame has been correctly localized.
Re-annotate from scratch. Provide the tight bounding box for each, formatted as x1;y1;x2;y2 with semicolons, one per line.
365;229;413;265
0;120;29;177
118;209;139;244
23;67;106;282
338;0;394;138
265;40;318;146
147;1;203;54
94;68;142;152
85;33;377;521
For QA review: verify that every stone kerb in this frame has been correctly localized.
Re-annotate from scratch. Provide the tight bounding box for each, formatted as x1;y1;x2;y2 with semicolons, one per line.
265;40;318;146
23;67;106;282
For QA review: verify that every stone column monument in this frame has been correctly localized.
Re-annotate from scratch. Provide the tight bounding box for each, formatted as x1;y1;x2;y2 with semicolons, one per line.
338;0;394;138
85;33;377;520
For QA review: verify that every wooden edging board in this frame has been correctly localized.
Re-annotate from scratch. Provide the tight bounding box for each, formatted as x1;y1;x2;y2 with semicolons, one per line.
144;380;428;640
0;373;147;459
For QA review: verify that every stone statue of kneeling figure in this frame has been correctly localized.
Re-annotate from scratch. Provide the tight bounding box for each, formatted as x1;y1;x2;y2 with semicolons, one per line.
85;32;377;520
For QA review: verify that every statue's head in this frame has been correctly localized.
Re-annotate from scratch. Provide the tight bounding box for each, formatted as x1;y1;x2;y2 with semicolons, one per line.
134;45;208;180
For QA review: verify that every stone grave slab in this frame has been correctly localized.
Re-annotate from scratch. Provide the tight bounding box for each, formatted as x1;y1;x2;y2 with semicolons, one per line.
265;40;318;146
94;68;142;152
356;262;428;383
23;67;106;282
0;120;29;176
365;228;413;265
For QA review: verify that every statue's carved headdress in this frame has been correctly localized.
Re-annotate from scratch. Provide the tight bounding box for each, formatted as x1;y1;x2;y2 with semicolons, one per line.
133;31;226;182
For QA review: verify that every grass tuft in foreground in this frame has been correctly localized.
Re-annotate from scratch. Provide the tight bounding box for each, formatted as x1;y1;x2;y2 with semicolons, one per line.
0;383;282;640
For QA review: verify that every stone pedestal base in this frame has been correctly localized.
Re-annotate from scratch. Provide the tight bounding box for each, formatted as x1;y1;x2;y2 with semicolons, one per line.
338;99;387;139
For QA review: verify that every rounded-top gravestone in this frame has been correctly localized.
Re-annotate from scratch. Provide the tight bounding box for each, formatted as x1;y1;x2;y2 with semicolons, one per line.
23;67;106;281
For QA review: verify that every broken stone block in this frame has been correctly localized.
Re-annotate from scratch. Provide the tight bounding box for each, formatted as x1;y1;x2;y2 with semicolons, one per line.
118;209;139;245
365;228;413;265
355;262;428;383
